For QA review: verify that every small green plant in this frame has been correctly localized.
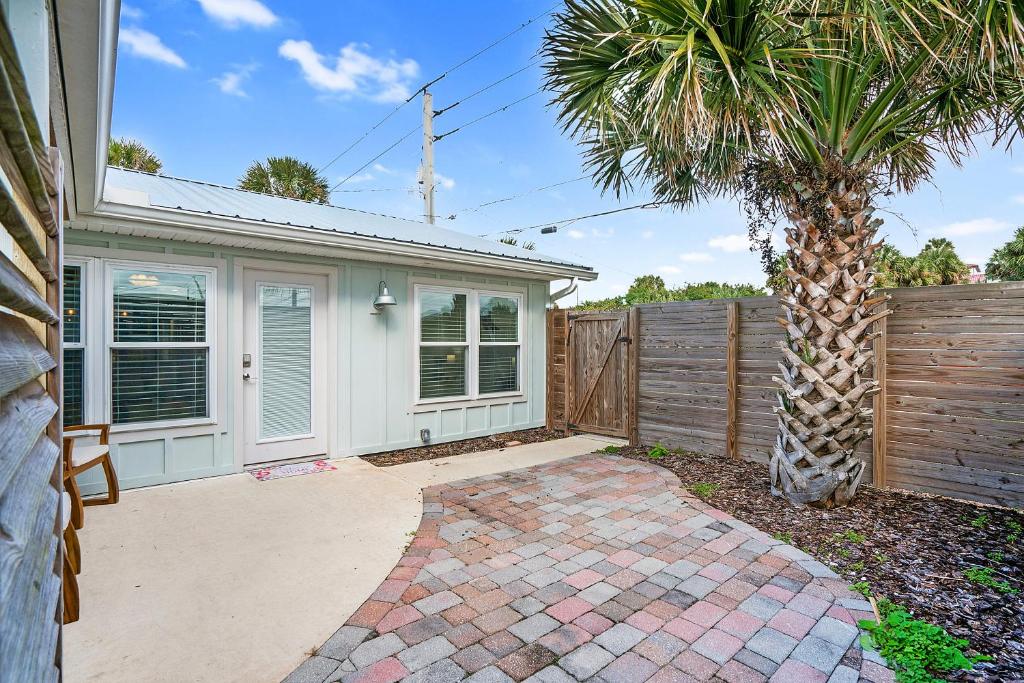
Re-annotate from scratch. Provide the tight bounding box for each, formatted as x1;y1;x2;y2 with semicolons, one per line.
601;445;622;454
849;560;865;573
964;566;1019;595
772;531;793;544
850;581;871;597
987;550;1004;562
647;443;669;459
859;609;990;683
971;514;989;529
688;482;720;498
874;552;890;565
835;547;852;559
842;529;867;544
1007;520;1022;544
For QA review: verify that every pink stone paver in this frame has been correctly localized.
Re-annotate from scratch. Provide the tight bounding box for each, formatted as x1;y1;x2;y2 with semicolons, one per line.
286;454;892;682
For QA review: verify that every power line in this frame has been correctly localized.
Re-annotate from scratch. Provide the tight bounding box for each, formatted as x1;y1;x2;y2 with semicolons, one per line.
434;61;538;118
434;90;543;142
479;202;667;237
332;186;417;194
444;176;588;219
329;124;421;192
317;4;556;174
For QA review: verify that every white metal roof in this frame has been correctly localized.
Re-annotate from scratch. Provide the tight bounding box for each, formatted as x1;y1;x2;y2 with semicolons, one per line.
99;167;593;277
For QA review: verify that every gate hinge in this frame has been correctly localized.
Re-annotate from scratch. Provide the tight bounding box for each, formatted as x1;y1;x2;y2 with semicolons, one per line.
618;335;632;343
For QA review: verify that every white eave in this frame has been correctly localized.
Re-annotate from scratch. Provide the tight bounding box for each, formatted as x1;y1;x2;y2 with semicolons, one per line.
74;200;598;282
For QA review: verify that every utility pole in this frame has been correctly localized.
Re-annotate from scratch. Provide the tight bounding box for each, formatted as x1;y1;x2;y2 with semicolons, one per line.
421;89;435;224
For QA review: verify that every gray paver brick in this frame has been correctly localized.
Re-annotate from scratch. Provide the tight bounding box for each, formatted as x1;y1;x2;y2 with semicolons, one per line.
746;627;799;664
739;594;785;620
282;656;340;683
578;581;622;605
558;643;616;680
592;623;646;656
809;616;859;649
828;664;860;683
317;626;370;661
398;635;458;671
791;635;846;673
414;590;463;615
596;652;660;682
508;613;561;642
525;568;566;589
349;633;405;668
676;575;718;599
466;665;516;682
527;665;577;683
662;560;700;580
511;596;547;617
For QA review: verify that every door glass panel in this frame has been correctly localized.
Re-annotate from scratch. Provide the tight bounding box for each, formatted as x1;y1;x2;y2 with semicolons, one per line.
259;285;312;439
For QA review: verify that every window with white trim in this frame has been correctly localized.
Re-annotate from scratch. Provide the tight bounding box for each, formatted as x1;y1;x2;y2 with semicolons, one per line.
108;265;212;425
63;263;84;427
415;285;523;403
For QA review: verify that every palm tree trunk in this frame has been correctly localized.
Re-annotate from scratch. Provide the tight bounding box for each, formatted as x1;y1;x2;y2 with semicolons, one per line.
770;176;890;508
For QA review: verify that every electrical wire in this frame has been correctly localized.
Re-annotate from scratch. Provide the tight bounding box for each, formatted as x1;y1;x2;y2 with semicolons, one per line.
332;186;417;194
444;176;588;219
329;124;421;192
317;4;556;174
434;90;543;142
478;201;667;237
434;61;539;118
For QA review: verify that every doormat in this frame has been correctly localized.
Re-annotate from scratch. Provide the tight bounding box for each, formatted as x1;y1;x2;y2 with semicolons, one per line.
249;459;336;482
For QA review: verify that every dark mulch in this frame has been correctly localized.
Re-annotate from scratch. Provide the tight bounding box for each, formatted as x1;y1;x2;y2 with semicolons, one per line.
359;428;566;467
617;444;1024;680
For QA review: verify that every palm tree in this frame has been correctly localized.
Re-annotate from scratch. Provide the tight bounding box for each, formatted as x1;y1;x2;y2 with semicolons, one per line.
544;0;1024;507
239;156;330;204
498;235;538;250
987;227;1024;281
108;137;162;173
917;239;969;285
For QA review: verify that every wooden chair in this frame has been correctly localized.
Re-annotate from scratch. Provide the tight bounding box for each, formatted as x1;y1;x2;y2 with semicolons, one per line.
63;424;119;529
62;491;80;624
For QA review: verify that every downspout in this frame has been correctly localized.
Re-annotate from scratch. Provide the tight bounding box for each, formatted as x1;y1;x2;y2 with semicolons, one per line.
549;277;577;307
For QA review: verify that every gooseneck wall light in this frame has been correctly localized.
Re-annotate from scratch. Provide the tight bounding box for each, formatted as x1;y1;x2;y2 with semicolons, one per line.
372;280;397;313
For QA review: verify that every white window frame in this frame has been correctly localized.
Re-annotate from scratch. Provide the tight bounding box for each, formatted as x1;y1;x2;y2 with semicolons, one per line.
413;283;525;406
103;259;218;431
63;257;88;425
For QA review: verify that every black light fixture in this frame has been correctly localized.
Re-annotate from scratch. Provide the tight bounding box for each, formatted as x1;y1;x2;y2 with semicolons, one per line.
372;280;397;312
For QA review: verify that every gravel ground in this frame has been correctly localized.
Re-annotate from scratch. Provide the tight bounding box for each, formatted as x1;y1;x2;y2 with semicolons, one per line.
617;445;1024;681
359;428;566;467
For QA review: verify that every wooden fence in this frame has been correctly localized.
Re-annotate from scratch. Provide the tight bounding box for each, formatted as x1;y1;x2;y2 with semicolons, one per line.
547;281;1024;508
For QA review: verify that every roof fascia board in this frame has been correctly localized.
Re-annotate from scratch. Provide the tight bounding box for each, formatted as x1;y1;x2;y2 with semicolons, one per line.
80;201;598;281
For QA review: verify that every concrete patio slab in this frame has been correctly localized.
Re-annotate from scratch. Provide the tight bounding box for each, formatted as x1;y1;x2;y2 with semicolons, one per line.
286;454;893;683
64;435;614;683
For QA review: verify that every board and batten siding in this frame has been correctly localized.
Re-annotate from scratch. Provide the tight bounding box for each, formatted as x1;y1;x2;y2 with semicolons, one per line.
66;230;548;494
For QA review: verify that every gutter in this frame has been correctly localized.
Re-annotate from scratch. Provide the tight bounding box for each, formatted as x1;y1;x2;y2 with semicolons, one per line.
549;277;578;306
81;201;599;282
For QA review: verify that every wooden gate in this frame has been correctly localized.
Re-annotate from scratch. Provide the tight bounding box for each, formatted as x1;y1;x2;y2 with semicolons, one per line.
547;309;636;440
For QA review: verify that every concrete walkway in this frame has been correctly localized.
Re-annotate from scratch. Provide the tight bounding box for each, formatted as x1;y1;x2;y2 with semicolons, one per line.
64;435;614;683
287;455;893;683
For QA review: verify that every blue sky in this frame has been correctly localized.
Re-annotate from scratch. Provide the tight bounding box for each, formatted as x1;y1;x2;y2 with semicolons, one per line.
113;0;1024;303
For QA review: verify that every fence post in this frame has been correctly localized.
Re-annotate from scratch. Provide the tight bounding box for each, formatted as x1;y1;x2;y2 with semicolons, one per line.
545;309;554;430
726;301;739;460
628;306;640;445
872;309;888;487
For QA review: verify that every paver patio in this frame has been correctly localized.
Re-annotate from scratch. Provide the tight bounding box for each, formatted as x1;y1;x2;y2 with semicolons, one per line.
287;454;893;682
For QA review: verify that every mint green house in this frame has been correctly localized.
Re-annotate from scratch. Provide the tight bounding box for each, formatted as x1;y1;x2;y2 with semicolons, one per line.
67;168;595;492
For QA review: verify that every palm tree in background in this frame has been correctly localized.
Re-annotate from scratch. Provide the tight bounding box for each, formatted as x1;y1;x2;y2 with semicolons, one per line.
916;239;969;285
498;235;537;250
544;0;1024;507
239;156;331;204
987;227;1024;281
108;137;162;173
875;240;970;287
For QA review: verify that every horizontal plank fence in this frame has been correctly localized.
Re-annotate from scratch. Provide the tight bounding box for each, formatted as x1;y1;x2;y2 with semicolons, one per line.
548;281;1024;508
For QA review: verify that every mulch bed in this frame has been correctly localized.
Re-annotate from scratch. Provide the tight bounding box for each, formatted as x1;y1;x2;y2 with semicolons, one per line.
617;444;1024;681
359;428;565;467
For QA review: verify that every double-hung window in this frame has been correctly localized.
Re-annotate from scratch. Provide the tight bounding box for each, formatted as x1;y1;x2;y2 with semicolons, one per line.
415;285;523;403
108;265;213;426
63;263;85;426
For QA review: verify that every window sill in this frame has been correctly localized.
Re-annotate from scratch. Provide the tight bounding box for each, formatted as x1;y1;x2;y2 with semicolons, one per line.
411;393;526;413
110;417;217;434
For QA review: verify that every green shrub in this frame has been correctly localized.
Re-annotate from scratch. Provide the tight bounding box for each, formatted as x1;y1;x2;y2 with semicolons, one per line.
964;566;1018;595
688;482;719;498
647;443;669;459
859;609;990;683
850;581;871;597
772;531;793;544
601;445;622;454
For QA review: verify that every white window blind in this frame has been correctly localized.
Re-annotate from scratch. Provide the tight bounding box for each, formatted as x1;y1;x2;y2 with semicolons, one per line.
479;295;520;395
418;291;468;399
110;266;211;425
259;285;312;439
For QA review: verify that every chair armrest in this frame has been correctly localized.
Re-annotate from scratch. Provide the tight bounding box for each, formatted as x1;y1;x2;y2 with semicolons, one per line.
65;423;111;445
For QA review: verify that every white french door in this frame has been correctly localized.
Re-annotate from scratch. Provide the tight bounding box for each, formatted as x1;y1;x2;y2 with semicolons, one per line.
242;269;328;465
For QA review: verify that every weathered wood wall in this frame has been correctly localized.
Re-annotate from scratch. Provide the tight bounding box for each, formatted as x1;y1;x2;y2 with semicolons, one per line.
0;8;65;680
549;282;1024;508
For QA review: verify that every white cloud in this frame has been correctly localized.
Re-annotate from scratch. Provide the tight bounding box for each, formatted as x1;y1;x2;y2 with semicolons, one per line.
678;252;713;263
435;173;455;190
936;218;1010;237
1012;165;1024;174
121;4;144;20
657;265;682;275
1013;194;1024;205
341;172;374;184
212;63;257;97
591;227;614;238
119;27;186;68
708;233;749;252
197;0;277;28
278;40;419;103
641;230;654;240
567;229;585;239
372;163;396;175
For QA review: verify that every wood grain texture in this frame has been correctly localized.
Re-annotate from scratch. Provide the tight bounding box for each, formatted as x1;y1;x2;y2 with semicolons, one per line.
725;302;738;460
0;312;55;399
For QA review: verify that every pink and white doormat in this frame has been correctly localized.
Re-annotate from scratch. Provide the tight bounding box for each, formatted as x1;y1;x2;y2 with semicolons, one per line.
249;459;336;482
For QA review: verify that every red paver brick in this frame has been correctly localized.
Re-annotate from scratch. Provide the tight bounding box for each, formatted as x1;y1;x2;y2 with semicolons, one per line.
681;601;729;628
672;650;720;681
375;605;423;633
564;568;604;589
573;611;614;635
344;656;409;683
607;569;647;589
717;659;767;683
349;600;395;629
663;617;706;643
625;610;666;634
441;603;478;626
608;549;645;567
496;643;557;681
716;610;765;640
371;579;410;603
546;597;593;623
769;659;827;682
473;607;522;635
538;623;592;655
768;608;816;639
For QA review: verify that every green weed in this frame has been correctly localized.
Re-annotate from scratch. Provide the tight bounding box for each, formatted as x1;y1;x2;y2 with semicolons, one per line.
849;560;866;573
1007;520;1022;544
874;552;890;565
971;514;989;529
850;581;871;597
964;566;1018;595
842;529;867;544
987;551;1004;563
647;443;669;459
601;445;622;454
688;482;720;498
772;531;793;544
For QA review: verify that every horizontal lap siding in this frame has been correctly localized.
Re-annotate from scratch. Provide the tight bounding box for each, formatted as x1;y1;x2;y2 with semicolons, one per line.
883;282;1024;507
